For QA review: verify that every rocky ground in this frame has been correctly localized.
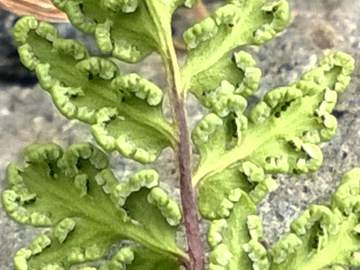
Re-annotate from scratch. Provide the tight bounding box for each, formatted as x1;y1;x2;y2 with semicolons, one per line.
0;0;359;269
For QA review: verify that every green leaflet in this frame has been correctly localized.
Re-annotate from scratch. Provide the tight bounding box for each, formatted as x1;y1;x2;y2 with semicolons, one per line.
206;189;269;270
198;163;277;219
186;47;262;104
195;114;276;218
13;17;178;164
199;168;248;219
269;168;360;270
181;0;289;96
100;246;181;270
52;0;157;63
50;0;186;63
2;143;185;269
198;144;272;267
193;51;355;187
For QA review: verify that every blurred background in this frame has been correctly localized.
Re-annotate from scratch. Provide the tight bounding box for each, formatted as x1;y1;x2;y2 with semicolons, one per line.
0;0;359;269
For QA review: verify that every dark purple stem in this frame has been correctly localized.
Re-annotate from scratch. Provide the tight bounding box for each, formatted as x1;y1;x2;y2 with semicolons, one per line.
166;48;204;270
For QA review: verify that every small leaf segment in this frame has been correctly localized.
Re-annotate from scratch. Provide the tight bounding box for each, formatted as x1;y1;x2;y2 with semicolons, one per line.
13;16;178;164
50;0;185;63
52;0;156;63
2;143;185;269
195;51;355;264
269;167;360;270
206;189;267;270
181;0;290;97
201;164;275;269
194;51;355;189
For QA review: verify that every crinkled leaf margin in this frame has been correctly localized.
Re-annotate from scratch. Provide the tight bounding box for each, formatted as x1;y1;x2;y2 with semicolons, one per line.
2;143;186;269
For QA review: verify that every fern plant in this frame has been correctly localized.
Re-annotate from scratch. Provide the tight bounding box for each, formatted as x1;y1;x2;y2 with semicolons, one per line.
1;0;359;270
